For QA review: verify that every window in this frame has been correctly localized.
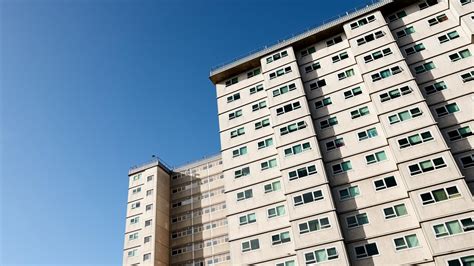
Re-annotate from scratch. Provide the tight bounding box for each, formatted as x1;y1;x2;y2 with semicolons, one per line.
257;138;273;149
276;260;295;266
230;127;245;138
326;36;342;47
449;49;472;62
252;100;267;111
339;186;360;200
344;86;362;99
273;83;296;97
255;118;270;130
332;161;352;174
419;0;438;10
131;202;140;209
356;127;377;141
293;190;323;206
144;236;151;243
299;217;331;234
350;106;370;119
128;232;139;241
438;30;460;43
320;117;338;129
146;175;153;182
225;77;238;87
398;131;433;149
380;86;412;102
435;103;460;117
371;66;402;81
269;66;292;79
354;243;379;259
394;234;419;250
364;48;392;63
276;101;301;115
460;154;474;168
433;218;473;238
383;203;407;219
427;13;448;26
460;0;472;5
130;216;140;224
143;253;151;261
132;173;141;181
228;109;242;120
247;68;261;78
405;43;425;55
350;15;376;29
249;84;264;94
146;204;152;211
226;93;240;103
236;189;253;201
234;167;250;178
266;50;288;64
146;189;153;196
424;81;447;95
261;158;277;170
388;108;423;124
127;249;137;257
357;30;385;46
232;146;247;157
396;26;415;38
414;61;436;74
374;176;397;191
314;97;332;109
145;219;152;227
447;126;472;141
267;205;286;218
332;51;349;63
461;70;474;82
271;231;291;245
241;239;259;252
284;142;311;156
305;247;339;264
337;68;355;80
131;187;141;194
309;79;326;90
264;181;281;193
239;213;256;225
409;157;446;175
280;121;307;135
301;46;316;57
447;255;474;266
325;137;345;151
347;213;369;228
420;186;461;205
387;10;407;22
288;165;317;181
304;62;321;73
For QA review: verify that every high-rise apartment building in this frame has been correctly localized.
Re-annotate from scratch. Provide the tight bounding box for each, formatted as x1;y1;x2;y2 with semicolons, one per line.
124;0;473;265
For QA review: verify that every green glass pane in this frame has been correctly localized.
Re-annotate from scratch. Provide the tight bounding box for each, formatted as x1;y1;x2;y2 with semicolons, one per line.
381;69;391;78
406;234;419;248
406;26;415;34
308;220;319;231
433;224;448;237
342;161;352;171
358;214;369;224
376;151;387;161
293;145;303;154
349;186;360;197
446;104;460;113
425;62;436;70
273;181;281;191
460;49;472;58
447;31;459;39
277;206;285;215
269;159;277;167
409;135;422;145
446;221;463;234
248;213;256;222
239;216;247;224
432;189;448;201
399;111;411;121
394;238;406;249
395;204;407;216
315;250;328;262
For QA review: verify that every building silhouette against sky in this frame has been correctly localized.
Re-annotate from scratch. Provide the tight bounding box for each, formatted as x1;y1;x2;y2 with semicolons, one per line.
123;0;473;265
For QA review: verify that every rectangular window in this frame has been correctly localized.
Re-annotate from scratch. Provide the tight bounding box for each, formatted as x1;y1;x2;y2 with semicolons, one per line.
145;219;152;227
447;256;474;266
230;127;245;138
409;157;446;175
355;243;379;259
305;62;321;73
332;161;352;174
414;61;436;74
420;186;461;205
460;154;474;168
236;189;253;201
396;26;415;38
344;86;362;99
350;106;370;119
339;185;360;200
232;146;247;157
325;137;345;151
131;187;141;194
419;0;438;9
309;79;326;90
273;83;296;97
146;204;152;211
128;249;137;257
299;217;331;234
398;131;433;149
314;97;332;109
394;234;419;250
337;68;355;80
371;66;402;82
326;36;342;47
132;173;141;181
449;49;472;62
276;101;301;116
264;181;281;193
257;138;273;149
433;217;473;238
269;66;292;79
424;81;447;95
144;236;151;243
226;93;240;103
350;15;376;29
255;118;270;130
293;190;323;206
146;189;153;196
225;77;238;87
284;142;311;157
234;166;250;178
447;126;472;141
252;100;267;112
332;51;349;63
461;71;474;82
320;117;338;129
247;68;261;78
143;253;151;261
380;86;413;102
288;165;317;181
438;30;460;43
276;260;295;266
266;50;288;64
460;0;472;5
427;13;448;26
131;202;140;209
374;176;397;191
356;30;385;46
388;108;423;124
346;213;369;228
241;239;259;252
239;213;256;225
280;121;307;136
228;109;242;120
128;232;139;241
405;43;425;55
267;205;286;218
305;247;339;264
358;127;378;141
249;84;263;94
435;103;460;117
364;48;392;63
383;203;407;219
271;231;291;245
146;175;153;182
261;159;277;170
301;46;316;57
387;10;407;22
130;216;140;224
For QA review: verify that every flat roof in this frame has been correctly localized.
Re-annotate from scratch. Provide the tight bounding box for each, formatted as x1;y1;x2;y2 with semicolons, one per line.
209;0;409;84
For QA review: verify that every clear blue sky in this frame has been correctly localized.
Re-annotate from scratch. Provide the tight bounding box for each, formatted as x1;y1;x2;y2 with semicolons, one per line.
1;0;370;264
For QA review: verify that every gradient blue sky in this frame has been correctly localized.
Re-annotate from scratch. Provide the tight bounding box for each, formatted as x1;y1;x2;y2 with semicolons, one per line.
1;0;370;264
